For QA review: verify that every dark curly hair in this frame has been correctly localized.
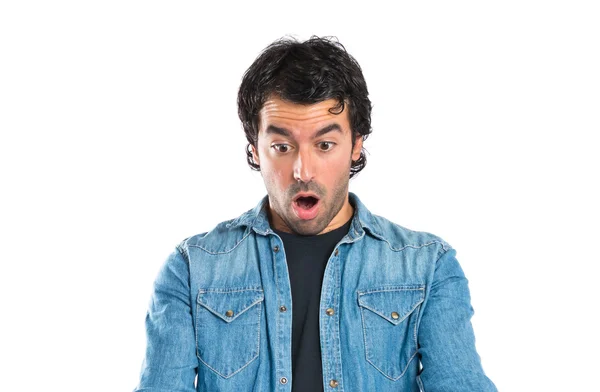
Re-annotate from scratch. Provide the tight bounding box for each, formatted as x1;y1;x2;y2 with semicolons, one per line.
237;36;372;178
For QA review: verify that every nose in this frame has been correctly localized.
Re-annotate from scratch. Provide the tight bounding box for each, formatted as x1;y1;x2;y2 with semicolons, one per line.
293;147;315;183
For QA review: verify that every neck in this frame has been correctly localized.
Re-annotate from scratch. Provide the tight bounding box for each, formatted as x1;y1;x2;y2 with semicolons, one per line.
268;194;354;235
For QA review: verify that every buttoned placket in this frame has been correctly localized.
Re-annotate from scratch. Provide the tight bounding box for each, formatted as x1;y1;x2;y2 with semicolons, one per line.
269;230;293;390
319;243;343;390
319;228;363;391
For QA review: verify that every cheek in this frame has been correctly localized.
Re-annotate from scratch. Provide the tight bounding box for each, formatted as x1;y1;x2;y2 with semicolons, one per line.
325;155;352;179
262;163;291;189
276;168;286;180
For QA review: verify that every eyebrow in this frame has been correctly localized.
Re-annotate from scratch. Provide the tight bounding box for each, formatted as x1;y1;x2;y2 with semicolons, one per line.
265;123;343;139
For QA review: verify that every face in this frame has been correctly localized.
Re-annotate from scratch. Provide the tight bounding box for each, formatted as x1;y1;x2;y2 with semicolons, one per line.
251;96;363;235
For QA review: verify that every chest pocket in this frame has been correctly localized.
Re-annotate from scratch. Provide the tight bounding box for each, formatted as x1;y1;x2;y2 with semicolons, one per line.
196;288;264;378
357;286;425;381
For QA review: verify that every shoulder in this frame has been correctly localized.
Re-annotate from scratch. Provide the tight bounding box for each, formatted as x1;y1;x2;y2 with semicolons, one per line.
351;192;451;257
367;212;452;257
176;218;254;257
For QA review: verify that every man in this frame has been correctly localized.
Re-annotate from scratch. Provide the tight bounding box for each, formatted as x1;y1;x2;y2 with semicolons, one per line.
134;36;496;391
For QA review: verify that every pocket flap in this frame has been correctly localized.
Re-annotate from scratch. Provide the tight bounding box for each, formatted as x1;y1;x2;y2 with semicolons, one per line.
197;288;264;323
357;286;425;325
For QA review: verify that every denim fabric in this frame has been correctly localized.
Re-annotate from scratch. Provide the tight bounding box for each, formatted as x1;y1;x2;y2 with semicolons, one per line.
134;193;496;392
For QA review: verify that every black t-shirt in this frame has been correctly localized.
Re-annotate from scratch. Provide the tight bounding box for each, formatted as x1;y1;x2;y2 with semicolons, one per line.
273;218;353;392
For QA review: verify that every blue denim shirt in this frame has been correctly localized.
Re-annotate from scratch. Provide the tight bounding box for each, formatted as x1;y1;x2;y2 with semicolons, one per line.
134;193;496;391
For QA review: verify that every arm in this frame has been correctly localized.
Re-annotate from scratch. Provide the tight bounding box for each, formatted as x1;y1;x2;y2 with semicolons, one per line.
134;246;198;392
417;248;497;391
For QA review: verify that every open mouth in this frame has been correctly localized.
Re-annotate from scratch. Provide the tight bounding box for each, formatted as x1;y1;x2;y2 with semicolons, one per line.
292;194;321;220
295;196;319;210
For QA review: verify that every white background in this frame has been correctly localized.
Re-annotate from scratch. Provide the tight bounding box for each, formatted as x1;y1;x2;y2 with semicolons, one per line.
1;1;598;391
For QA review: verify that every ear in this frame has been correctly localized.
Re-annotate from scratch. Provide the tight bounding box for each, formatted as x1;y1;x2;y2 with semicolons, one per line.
351;135;363;161
251;144;260;166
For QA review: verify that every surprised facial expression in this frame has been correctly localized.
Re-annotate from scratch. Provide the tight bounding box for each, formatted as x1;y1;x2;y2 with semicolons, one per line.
251;97;363;236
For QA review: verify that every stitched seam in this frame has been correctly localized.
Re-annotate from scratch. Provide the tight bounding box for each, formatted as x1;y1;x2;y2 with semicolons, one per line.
397;349;419;380
334;254;344;391
271;235;282;383
358;289;422;381
319;296;325;385
195;303;261;379
176;243;190;260
188;230;253;255
358;299;424;324
363;323;420;381
320;291;328;388
197;297;264;322
320;278;329;388
412;309;419;361
359;297;371;379
383;239;448;253
417;375;425;391
197;352;259;379
358;286;425;294
434;247;452;264
195;302;200;366
357;287;425;323
366;350;397;381
256;301;262;369
198;287;263;293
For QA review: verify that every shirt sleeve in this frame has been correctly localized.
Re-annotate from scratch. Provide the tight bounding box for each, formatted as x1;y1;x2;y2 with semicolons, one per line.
134;245;198;392
416;248;497;391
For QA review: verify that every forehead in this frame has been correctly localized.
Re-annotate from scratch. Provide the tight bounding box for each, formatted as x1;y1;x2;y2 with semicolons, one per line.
258;97;349;133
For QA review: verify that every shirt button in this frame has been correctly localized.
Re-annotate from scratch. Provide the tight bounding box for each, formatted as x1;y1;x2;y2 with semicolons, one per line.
273;245;280;252
280;377;288;384
225;310;234;317
326;308;335;316
335;248;339;256
329;379;339;388
279;305;287;312
391;311;399;320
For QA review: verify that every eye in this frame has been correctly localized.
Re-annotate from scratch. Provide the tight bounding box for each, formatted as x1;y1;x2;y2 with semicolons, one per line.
318;142;336;151
272;144;292;153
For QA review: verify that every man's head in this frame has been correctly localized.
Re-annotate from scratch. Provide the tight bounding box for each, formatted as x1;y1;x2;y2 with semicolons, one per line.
237;36;372;235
